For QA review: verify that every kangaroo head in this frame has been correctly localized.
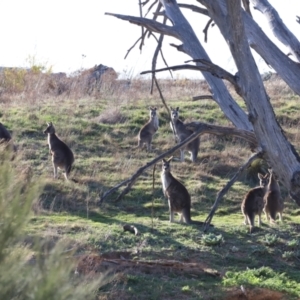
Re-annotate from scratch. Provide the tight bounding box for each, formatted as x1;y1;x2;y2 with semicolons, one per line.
162;156;173;172
44;122;55;134
267;168;280;189
149;107;157;119
258;172;270;187
170;107;179;121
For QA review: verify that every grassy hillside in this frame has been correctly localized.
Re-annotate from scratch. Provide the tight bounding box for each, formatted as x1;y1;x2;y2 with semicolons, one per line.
1;74;300;299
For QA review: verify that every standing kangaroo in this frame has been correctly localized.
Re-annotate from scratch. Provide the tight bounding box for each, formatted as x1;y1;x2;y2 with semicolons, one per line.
241;172;269;233
137;107;159;151
263;169;284;223
161;157;205;225
44;122;74;181
170;107;200;162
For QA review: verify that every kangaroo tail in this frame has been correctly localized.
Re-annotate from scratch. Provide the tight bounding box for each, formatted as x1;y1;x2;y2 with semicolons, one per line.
247;212;255;233
269;211;277;223
66;164;72;175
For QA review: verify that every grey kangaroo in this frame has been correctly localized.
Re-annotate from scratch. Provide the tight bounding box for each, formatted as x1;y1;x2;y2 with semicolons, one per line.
137;107;159;151
44;122;74;181
0;122;12;142
241;172;269;233
170;107;200;162
161;157;205;225
263;169;284;223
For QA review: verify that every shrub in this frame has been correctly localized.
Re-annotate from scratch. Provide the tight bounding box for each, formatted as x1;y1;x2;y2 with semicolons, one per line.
0;154;103;300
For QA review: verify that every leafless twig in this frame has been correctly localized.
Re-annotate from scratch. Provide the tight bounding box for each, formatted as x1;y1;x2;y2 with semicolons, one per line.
203;18;214;43
153;77;176;143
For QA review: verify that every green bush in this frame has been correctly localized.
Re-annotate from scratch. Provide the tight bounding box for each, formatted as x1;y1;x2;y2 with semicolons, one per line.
0;154;103;300
223;266;300;297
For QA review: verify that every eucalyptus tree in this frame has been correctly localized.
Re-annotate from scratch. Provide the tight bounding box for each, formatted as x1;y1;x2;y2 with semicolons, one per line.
105;0;300;207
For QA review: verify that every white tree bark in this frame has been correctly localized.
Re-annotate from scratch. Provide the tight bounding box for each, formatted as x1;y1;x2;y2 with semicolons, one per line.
250;0;300;62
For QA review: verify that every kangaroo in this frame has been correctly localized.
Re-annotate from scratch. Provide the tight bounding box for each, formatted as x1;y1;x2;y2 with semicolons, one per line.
43;122;74;181
137;107;159;151
0;122;17;159
161;157;205;225
241;172;270;233
263;169;284;223
170;107;200;162
0;122;12;142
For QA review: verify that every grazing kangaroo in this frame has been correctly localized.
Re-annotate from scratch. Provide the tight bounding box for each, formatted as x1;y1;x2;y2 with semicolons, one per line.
263;169;284;223
170;107;200;162
241;172;270;233
161;157;205;225
137;107;159;151
44;122;74;181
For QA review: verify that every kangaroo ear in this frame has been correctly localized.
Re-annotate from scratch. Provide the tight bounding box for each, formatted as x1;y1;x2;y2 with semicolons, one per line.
258;173;263;180
162;158;167;163
176;107;179;111
167;156;173;162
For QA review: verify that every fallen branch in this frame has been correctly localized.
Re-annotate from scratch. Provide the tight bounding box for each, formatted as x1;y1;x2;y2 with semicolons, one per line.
203;151;263;231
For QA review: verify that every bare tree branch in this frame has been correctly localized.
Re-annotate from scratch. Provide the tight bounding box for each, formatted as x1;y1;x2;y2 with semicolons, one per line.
140;61;241;95
150;16;172;93
203;151;263;231
178;3;209;16
153;76;177;143
143;0;159;18
124;30;149;59
193;95;214;101
139;0;145;40
203;18;214;43
105;12;179;38
185;122;257;149
250;0;300;62
150;1;162;21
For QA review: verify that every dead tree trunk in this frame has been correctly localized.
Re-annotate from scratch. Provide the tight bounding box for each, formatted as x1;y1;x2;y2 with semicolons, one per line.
199;0;300;205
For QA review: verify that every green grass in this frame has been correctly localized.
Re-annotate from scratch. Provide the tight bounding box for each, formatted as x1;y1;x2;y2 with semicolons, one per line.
1;78;300;299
